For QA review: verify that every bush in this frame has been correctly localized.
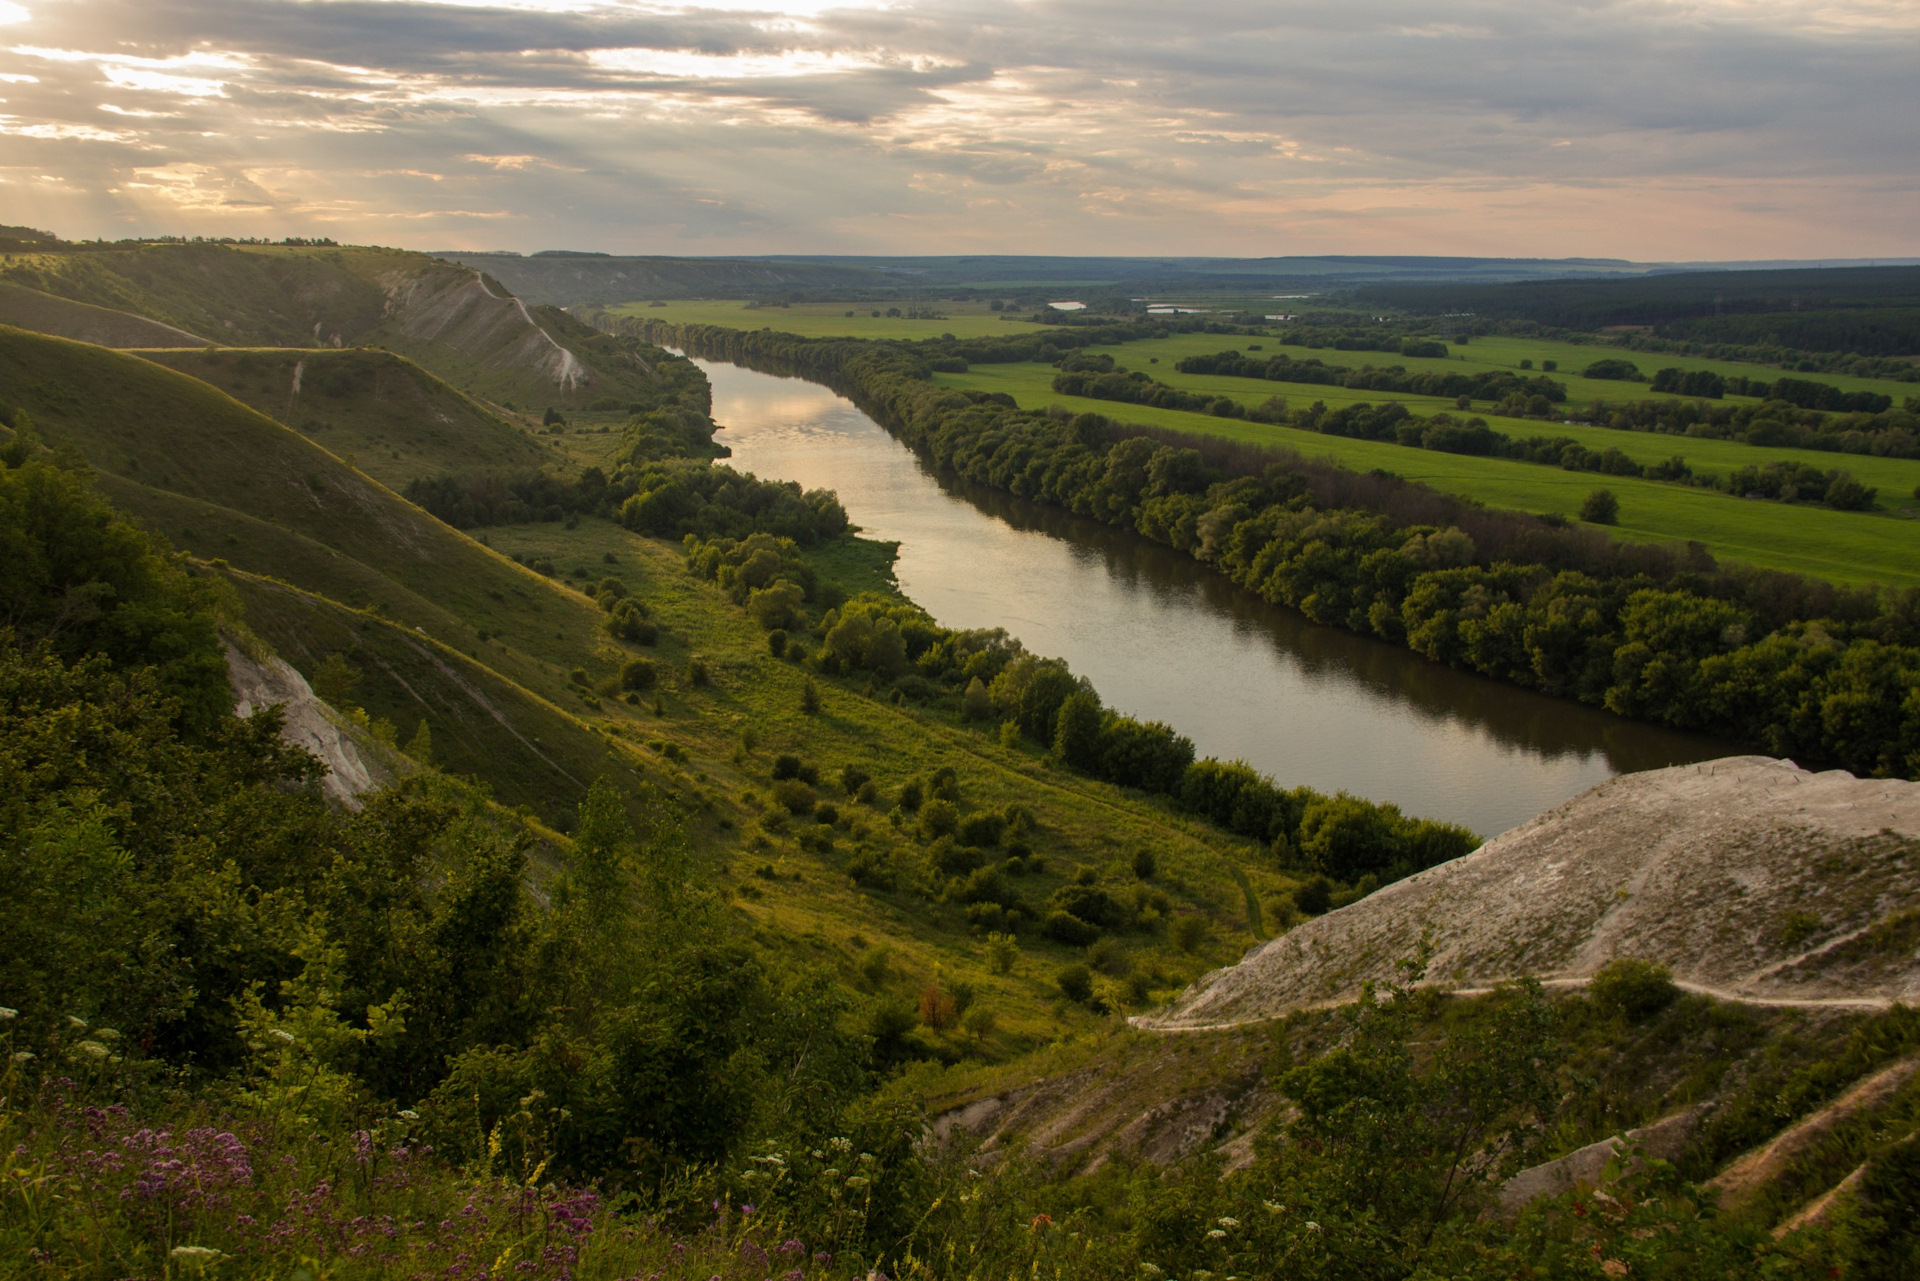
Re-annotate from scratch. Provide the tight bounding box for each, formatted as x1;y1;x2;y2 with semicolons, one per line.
1169;914;1208;952
1043;911;1101;947
986;932;1018;974
1588;957;1680;1021
839;765;871;796
767;628;788;658
1056;963;1094;1003
1293;875;1334;916
1583;358;1645;381
1131;849;1157;880
686;655;710;686
955;812;1005;848
1579;488;1620;525
845;848;894;890
771;778;816;816
918;798;959;840
1087;937;1130;977
898;780;925;812
814;803;839;826
931;837;984;876
1048;883;1126;930
619;658;658;691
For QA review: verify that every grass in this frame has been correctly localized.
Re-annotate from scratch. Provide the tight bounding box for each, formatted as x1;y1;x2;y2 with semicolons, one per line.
1072;329;1920;405
609;298;1048;341
932;363;1920;588
139;346;549;490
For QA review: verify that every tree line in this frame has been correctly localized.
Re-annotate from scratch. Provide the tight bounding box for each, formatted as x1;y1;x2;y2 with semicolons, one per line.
1168;349;1567;404
628;320;1920;782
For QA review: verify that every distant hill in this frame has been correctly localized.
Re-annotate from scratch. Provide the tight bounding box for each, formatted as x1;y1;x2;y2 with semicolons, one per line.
436;251;895;305
0;241;687;407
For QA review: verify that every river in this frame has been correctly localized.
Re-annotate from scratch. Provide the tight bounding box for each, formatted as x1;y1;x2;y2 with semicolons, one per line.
696;357;1737;838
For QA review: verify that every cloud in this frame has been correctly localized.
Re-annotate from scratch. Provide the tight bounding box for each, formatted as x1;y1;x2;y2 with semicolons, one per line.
0;0;1912;256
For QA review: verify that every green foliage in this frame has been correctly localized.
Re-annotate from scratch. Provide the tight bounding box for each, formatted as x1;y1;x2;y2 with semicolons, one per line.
1581;487;1621;524
1587;957;1681;1021
1056;963;1094;1003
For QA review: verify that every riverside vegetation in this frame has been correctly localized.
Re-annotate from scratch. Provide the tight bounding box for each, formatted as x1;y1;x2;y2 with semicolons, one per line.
613;319;1920;783
1;237;1917;1279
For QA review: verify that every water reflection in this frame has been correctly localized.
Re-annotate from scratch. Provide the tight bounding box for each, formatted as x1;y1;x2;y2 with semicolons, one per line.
698;358;1736;837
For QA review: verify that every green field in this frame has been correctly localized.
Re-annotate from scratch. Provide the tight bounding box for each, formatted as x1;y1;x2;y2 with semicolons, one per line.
610;297;1048;340
1074;329;1920;406
933;363;1920;588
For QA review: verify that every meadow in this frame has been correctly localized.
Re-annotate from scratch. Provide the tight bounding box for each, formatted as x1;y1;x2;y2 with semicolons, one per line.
931;363;1920;588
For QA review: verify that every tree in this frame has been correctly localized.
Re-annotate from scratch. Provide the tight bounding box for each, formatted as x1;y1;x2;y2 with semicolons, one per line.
402;718;434;765
312;652;362;708
800;676;822;715
1052;689;1103;769
1580;488;1619;524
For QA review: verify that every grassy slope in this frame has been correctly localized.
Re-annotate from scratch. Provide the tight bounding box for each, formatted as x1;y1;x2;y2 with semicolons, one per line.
611;298;1048;341
934;363;1920;588
8;322;1288;1049
139;346;548;489
0;280;208;347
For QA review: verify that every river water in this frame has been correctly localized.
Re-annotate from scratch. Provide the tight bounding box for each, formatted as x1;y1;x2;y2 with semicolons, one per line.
697;358;1737;838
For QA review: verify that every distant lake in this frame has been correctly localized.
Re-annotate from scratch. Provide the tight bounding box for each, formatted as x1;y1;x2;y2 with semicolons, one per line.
695;357;1738;839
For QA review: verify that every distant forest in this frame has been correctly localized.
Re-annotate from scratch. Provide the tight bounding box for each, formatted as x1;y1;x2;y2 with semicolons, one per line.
1360;266;1920;356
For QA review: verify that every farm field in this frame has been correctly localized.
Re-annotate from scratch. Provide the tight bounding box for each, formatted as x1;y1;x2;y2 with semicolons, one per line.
932;365;1920;588
609;298;1047;340
942;361;1920;511
1071;330;1920;406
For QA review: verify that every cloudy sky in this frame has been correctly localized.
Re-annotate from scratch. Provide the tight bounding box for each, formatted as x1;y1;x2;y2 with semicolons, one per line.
0;0;1914;259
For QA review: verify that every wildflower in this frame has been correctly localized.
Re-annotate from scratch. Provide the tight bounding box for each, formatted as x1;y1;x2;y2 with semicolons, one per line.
1304;1222;1320;1233
76;1041;110;1060
0;1007;15;1020
170;1245;224;1263
844;1176;870;1190
66;1016;88;1029
11;1052;32;1063
1205;1229;1227;1240
1029;1214;1052;1230
1216;1217;1239;1229
399;1110;419;1120
1601;1262;1629;1279
94;1028;120;1042
268;1029;295;1045
1140;1265;1164;1277
1262;1201;1284;1214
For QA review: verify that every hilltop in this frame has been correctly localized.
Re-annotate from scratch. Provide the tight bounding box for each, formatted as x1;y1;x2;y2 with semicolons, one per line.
1143;756;1920;1030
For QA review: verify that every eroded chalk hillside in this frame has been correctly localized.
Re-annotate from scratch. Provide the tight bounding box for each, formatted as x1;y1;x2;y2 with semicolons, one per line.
1141;757;1920;1030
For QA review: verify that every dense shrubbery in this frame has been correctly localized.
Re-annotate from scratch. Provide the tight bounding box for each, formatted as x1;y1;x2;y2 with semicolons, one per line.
636;321;1920;781
1172;349;1567;404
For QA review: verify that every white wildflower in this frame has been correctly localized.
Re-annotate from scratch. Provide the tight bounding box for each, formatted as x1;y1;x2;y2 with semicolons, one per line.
1216;1217;1239;1229
1304;1221;1321;1233
0;1007;16;1021
12;1051;33;1063
170;1245;224;1263
76;1041;110;1060
94;1028;120;1042
1205;1229;1226;1240
845;1175;870;1189
66;1015;87;1030
268;1029;295;1044
1262;1201;1284;1215
1139;1265;1163;1278
399;1109;419;1120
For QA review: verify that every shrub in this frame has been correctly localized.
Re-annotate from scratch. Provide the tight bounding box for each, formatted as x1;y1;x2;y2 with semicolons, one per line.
1056;963;1095;1003
767;628;788;658
928;767;961;803
985;932;1018;975
686;655;710;686
931;836;983;877
917;986;958;1030
619;658;658;691
1132;849;1157;880
1043;910;1101;947
955;812;1005;848
1087;937;1130;977
918;799;959;840
856;780;880;806
1169;914;1208;952
1588;957;1680;1021
839;765;871;796
845;848;895;890
814;803;839;826
800;678;822;715
1579;488;1620;525
771;778;816;816
1293;875;1334;916
898;780;925;812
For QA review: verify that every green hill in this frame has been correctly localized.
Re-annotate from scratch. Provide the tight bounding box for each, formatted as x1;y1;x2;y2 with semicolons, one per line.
0;279;208;347
139;345;548;489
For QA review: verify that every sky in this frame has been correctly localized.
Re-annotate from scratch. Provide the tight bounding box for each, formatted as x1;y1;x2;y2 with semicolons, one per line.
0;0;1915;260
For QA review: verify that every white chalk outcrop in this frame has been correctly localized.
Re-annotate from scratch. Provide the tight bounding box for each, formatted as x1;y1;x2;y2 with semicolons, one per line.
1140;757;1920;1030
226;641;395;808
